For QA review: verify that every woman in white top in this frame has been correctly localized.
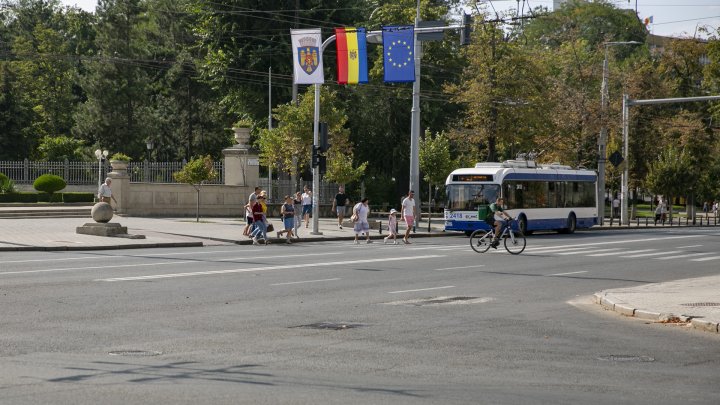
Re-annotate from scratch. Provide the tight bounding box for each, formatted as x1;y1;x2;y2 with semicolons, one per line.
352;198;372;244
301;185;313;228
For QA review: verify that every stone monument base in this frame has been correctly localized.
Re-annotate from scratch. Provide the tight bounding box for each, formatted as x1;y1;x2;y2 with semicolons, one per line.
76;222;145;239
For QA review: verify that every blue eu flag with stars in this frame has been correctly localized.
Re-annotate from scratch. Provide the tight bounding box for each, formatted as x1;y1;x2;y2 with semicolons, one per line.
382;26;415;83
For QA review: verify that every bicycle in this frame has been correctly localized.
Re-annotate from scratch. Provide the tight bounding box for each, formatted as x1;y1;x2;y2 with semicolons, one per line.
469;218;526;254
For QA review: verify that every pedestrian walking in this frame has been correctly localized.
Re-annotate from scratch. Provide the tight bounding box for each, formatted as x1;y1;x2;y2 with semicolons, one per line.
612;196;620;218
332;186;349;230
250;194;269;245
401;190;416;244
97;177;118;207
352;198;372;244
703;201;709;216
301;185;312;228
293;191;302;238
383;208;399;244
277;195;295;243
713;201;718;217
242;202;253;237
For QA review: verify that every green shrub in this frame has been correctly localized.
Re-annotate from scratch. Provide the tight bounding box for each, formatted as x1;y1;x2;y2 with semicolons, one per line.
110;152;131;162
0;172;16;193
63;192;94;203
0;192;38;203
33;174;66;195
37;192;63;203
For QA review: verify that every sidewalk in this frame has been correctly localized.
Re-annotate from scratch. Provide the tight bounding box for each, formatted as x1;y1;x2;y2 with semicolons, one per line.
0;214;449;251
595;277;720;334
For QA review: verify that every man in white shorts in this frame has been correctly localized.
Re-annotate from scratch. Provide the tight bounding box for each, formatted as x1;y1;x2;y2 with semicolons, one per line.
401;190;416;244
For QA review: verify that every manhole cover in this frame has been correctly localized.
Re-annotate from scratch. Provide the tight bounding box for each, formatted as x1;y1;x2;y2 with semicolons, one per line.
680;302;720;307
293;322;364;330
597;355;654;362
108;350;162;357
384;296;493;306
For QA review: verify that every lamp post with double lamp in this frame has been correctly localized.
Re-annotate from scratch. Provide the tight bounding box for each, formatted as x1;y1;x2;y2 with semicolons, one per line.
597;40;641;225
94;149;109;191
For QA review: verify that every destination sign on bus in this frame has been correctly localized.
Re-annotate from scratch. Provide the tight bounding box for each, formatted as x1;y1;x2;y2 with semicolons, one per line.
452;174;493;182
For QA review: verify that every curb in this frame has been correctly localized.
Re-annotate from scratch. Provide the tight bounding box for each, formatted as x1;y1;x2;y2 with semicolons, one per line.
0;241;203;252
594;292;719;334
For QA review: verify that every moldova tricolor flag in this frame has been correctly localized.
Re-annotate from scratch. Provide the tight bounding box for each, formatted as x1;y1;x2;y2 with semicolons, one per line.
335;27;368;85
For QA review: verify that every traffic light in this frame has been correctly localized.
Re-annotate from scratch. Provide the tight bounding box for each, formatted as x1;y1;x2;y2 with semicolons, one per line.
311;145;320;168
319;121;330;152
460;13;473;46
318;155;327;176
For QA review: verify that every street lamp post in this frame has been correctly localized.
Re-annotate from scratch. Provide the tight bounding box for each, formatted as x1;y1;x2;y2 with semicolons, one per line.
598;41;640;225
94;149;108;192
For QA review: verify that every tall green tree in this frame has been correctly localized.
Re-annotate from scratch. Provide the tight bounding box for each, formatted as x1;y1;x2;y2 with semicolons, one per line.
73;0;155;158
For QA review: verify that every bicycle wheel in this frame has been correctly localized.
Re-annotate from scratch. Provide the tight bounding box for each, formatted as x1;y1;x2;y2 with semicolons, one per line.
469;229;492;253
504;230;526;254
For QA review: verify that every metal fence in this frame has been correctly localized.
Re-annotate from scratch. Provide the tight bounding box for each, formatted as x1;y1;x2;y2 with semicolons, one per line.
127;161;224;184
0;159;97;185
0;159;224;185
258;179;339;204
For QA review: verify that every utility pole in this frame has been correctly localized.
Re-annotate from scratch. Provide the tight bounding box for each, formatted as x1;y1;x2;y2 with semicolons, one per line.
598;41;640;225
409;0;422;230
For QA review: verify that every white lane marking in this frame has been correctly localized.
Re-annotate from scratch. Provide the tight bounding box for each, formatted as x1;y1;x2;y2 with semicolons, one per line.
545;271;588;276
621;250;681;258
97;255;445;282
0;261;195;276
1;252;345;275
387;286;455;294
690;256;720;262
586;249;656;257
434;265;485;271
0;250;328;265
524;246;597;254
676;245;703;249
216;252;344;262
271;278;340;286
2;255;123;264
555;248;622;256
654;252;714;260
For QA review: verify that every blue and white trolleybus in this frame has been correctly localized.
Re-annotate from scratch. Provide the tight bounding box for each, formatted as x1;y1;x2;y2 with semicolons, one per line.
444;158;597;235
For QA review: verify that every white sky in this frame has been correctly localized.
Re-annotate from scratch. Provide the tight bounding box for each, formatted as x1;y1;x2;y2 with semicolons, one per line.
60;0;720;39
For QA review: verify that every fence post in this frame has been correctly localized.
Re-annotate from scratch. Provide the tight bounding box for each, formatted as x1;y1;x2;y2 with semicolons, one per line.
23;158;29;183
64;158;69;182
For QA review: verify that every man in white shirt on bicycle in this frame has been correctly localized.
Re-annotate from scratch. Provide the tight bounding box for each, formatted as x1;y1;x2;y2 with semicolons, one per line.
485;197;512;249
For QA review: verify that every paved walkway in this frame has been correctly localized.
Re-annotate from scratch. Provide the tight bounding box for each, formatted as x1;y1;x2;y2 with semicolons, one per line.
0;209;717;335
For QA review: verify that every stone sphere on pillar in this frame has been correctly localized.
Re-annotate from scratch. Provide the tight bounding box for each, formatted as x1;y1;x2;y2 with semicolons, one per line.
91;202;114;223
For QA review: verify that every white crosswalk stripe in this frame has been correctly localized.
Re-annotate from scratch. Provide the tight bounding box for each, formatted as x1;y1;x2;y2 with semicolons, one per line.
555;248;623;256
620;250;682;258
690;255;720;262
654;252;715;260
586;249;656;257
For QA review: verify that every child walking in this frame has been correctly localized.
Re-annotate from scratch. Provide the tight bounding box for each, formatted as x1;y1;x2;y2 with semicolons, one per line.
383;209;399;244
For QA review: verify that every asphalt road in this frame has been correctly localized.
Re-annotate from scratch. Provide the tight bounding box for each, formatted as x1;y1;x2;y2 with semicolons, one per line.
1;228;719;404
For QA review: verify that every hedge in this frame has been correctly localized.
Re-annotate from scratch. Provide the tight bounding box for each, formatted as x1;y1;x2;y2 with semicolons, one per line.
0;192;94;203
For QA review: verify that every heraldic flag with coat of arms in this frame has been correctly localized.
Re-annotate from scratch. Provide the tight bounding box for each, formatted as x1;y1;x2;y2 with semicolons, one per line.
334;27;368;85
291;28;324;84
382;25;415;83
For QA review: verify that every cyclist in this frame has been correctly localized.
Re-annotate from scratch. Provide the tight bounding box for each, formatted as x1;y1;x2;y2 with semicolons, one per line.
485;197;512;249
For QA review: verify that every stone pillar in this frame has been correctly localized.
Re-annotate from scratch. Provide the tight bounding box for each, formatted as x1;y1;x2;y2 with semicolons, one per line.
223;127;260;187
108;162;130;214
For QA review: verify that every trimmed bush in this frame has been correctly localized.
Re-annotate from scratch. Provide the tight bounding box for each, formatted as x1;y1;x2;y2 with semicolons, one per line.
37;192;63;203
0;172;16;193
0;192;38;203
33;174;66;195
62;192;94;203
